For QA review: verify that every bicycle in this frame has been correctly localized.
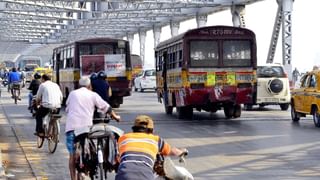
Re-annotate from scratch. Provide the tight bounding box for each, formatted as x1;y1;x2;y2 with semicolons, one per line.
36;108;61;153
74;116;123;180
11;82;20;104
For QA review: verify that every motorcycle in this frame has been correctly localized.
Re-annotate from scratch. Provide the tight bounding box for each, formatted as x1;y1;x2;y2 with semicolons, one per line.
154;150;194;180
2;79;8;87
30;95;38;117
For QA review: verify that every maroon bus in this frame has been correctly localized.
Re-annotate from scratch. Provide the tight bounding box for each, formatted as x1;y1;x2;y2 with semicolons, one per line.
155;26;257;119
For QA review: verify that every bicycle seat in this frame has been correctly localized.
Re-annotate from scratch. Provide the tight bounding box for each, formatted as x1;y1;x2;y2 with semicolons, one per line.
88;123;113;139
93;117;110;124
49;108;59;113
52;114;62;118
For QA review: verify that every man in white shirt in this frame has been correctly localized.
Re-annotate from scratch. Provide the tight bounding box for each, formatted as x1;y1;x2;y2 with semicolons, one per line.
65;76;120;180
35;74;63;136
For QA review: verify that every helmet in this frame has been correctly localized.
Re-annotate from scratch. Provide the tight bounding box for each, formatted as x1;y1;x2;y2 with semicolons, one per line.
34;72;41;79
97;71;107;79
133;115;154;129
90;73;98;80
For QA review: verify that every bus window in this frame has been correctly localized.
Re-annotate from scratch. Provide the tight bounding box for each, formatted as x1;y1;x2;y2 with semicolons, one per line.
79;44;91;55
223;40;251;67
92;44;113;54
190;40;218;67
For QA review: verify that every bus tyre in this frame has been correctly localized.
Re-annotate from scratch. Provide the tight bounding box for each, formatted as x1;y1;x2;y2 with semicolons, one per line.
177;106;193;119
224;105;234;119
233;104;241;118
164;104;173;115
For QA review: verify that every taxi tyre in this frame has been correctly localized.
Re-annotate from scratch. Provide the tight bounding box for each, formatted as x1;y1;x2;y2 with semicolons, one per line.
312;107;320;127
280;103;289;111
290;103;300;122
268;79;283;94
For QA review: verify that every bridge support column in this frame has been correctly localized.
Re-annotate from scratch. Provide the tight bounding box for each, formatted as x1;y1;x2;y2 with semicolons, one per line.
153;25;161;48
84;2;93;19
170;20;180;37
196;13;207;28
231;4;246;27
282;0;293;80
139;30;146;67
126;33;134;54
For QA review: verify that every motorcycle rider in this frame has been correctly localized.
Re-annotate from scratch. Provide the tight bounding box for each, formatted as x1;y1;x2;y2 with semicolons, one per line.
116;115;187;180
8;67;21;99
91;71;112;104
28;72;41;111
91;71;112;118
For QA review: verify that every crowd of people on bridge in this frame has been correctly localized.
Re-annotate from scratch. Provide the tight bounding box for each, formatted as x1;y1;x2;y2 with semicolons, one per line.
0;67;187;180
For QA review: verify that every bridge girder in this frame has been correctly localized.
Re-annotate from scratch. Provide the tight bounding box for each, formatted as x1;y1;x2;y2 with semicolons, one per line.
0;0;263;42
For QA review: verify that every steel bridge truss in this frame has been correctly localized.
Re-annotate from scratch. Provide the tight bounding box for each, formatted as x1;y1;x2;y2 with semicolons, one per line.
0;0;262;43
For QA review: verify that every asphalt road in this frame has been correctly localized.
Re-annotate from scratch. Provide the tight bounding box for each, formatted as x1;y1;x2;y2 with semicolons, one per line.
1;87;320;180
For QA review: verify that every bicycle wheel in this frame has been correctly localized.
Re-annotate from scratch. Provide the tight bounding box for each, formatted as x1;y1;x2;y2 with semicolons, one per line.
14;89;17;104
37;135;44;148
48;120;59;153
97;163;105;180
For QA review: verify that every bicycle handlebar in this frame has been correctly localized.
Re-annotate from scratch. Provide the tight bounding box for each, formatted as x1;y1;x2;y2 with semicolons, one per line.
178;149;189;163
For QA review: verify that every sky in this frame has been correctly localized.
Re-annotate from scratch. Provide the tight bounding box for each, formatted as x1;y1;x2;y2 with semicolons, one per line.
130;0;320;73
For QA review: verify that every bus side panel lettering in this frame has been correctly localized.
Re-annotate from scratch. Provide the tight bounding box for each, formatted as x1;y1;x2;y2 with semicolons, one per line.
105;54;126;77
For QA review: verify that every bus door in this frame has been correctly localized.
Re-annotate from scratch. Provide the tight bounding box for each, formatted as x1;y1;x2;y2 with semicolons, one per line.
162;51;173;114
162;51;168;93
55;52;61;85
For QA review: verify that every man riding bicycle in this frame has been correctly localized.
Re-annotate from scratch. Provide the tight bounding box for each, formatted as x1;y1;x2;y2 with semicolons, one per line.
65;77;120;180
8;67;21;100
35;74;63;137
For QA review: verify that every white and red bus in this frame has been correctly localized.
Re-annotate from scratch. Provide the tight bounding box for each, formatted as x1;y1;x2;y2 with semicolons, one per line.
52;38;132;108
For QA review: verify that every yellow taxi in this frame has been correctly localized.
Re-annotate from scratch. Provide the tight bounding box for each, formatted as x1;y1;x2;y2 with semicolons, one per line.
291;69;320;127
33;67;53;77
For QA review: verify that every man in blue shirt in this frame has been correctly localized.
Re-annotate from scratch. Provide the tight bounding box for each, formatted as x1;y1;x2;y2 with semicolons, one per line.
8;67;21;99
91;71;111;104
91;71;112;118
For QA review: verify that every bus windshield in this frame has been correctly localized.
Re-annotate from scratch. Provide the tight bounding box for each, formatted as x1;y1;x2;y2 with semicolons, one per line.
25;64;39;71
190;40;219;67
190;40;252;67
79;43;126;56
223;40;251;67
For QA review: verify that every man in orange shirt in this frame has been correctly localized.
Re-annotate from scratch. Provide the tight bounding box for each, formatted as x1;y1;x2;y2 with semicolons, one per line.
116;115;186;180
